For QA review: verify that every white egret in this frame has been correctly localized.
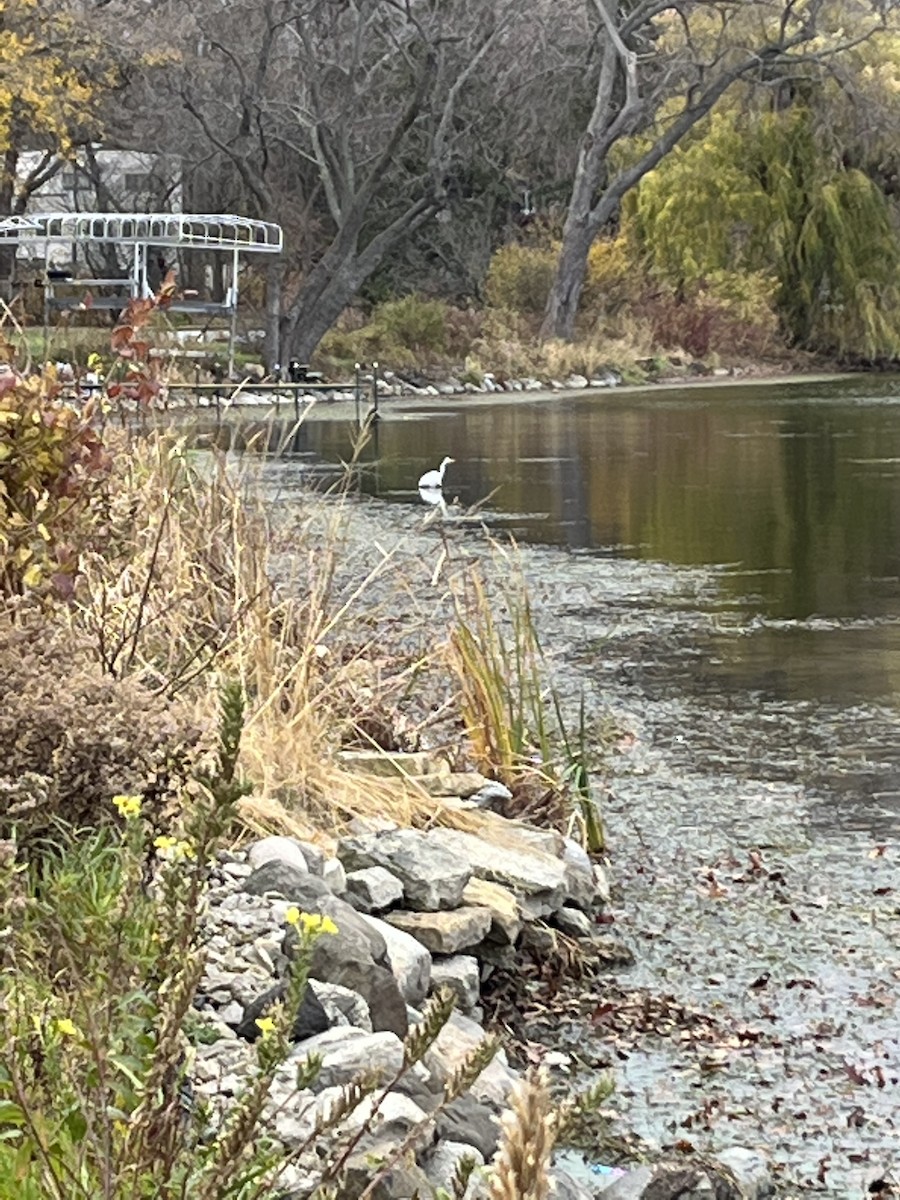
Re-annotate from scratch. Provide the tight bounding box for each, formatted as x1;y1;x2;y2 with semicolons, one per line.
418;456;454;489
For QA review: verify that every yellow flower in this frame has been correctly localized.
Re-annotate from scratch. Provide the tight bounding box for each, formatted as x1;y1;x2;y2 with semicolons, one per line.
286;910;339;937
153;835;196;861
254;1016;276;1039
55;1018;79;1038
112;794;142;819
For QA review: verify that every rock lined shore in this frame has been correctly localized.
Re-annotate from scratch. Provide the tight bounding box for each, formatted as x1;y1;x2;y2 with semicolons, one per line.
189;756;774;1199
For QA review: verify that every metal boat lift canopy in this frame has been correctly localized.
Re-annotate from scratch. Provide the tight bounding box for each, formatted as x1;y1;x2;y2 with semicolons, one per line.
0;212;283;373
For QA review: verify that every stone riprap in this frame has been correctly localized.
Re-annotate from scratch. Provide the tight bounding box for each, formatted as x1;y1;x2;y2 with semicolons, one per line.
191;813;770;1199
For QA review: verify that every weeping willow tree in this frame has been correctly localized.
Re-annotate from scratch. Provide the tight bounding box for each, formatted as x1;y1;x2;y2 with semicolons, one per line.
626;105;900;360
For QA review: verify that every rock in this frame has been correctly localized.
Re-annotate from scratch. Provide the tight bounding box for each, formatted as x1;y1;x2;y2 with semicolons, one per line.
344;866;405;914
337;830;471;911
593;862;611;905
337;1141;432;1200
243;860;317;901
360;914;432;1006
247;836;310;876
714;1148;774;1198
323;857;347;894
562;838;598;909
310;980;372;1031
436;1094;501;1159
565;374;589;389
425;1011;518;1109
430;955;480;1011
293;1027;405;1090
320;959;409;1039
234;982;329;1042
462;878;522;944
553;907;593;939
549;1167;595;1199
429;827;568;915
469;780;513;809
385;907;492;955
598;1166;653;1199
424;1140;485;1194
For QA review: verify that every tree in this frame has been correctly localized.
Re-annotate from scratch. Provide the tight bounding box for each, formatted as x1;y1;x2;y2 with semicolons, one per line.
138;0;524;364
540;0;898;342
0;0;117;293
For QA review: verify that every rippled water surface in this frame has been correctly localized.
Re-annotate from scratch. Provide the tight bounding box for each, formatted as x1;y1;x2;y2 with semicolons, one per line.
229;375;900;1192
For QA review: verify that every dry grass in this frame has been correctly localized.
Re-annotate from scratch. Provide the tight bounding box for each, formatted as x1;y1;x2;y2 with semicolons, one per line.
488;1069;559;1200
62;428;463;842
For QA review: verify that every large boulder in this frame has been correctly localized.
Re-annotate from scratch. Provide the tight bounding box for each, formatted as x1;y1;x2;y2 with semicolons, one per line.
247;836;310;876
290;1027;405;1091
360;914;432;1006
344;866;404;914
430;955;480;1012
337;830;471;911
234;981;329;1042
252;867;407;1037
428;827;571;915
385;907;492;955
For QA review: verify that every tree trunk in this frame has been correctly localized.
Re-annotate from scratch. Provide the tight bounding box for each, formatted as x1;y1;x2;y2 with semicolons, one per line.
0;148;18;300
280;260;362;363
539;216;596;342
263;256;282;369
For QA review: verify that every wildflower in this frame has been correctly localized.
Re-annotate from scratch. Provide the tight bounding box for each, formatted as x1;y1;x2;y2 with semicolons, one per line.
112;794;142;819
153;835;196;861
55;1018;80;1038
254;1016;276;1039
285;908;338;937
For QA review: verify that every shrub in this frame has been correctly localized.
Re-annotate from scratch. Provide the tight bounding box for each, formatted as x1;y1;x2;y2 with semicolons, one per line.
0;372;112;598
582;236;643;316
485;243;558;316
0;614;199;842
370;294;449;356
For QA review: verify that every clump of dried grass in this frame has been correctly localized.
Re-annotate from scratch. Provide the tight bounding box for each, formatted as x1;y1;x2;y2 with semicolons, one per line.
488;1068;560;1200
63;431;454;840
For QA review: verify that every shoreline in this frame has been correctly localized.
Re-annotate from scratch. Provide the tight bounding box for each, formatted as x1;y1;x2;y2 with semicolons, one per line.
171;368;869;425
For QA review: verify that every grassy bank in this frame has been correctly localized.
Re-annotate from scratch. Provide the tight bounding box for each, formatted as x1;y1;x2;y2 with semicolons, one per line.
0;318;610;1194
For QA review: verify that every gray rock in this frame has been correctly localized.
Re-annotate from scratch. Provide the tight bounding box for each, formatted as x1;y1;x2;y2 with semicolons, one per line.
430;955;480;1011
243;861;325;903
337;1141;432;1200
360;914;432;1006
554;907;593;939
436;1095;501;1160
296;841;326;876
714;1148;774;1198
337;830;471;911
323;857;347;894
235;981;329;1042
293;1026;404;1090
424;1140;485;1195
385;907;492;955
247;836;310;876
562;838;598;909
429;827;569;915
469;780;513;810
548;1167;595;1200
598;1167;654;1199
318;957;408;1039
309;980;372;1032
425;1011;518;1109
345;866;405;914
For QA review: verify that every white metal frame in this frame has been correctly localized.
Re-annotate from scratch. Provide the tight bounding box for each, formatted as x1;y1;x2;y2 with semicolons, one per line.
0;212;283;375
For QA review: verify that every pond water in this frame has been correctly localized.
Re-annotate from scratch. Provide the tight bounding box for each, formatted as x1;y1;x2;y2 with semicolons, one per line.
299;374;900;709
227;375;900;1192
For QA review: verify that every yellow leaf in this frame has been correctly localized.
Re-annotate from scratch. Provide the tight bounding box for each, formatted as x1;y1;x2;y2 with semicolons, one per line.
22;563;42;588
